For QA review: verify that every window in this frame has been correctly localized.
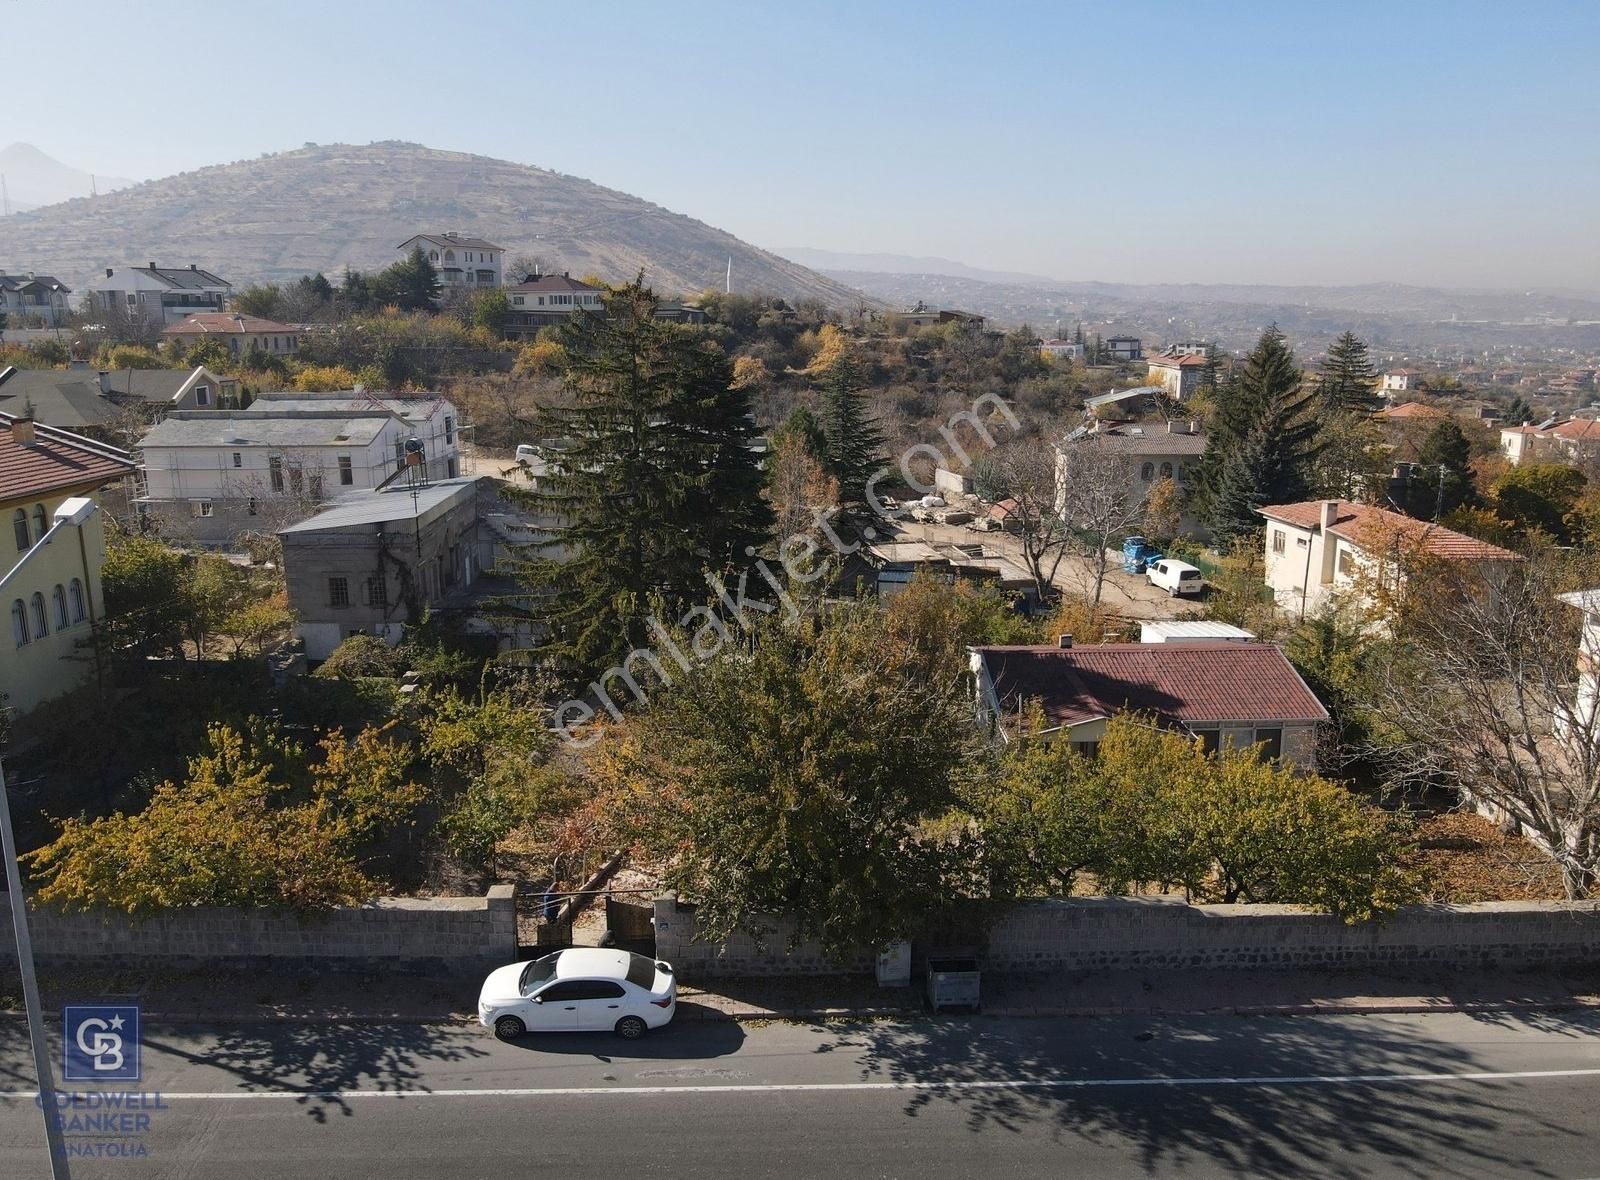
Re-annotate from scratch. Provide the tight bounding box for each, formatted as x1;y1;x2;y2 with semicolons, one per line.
12;508;29;551
247;497;258;517
33;504;48;539
52;584;68;629
11;599;27;647
288;466;304;495
363;576;387;606
538;980;625;1002
232;451;242;468
197;500;214;517
1070;740;1100;759
1255;728;1283;761
338;456;353;485
1271;529;1286;555
1337;548;1356;577
444;415;454;444
394;439;406;469
1192;728;1221;755
309;473;324;500
30;592;48;639
1159;462;1173;478
195;385;211;407
69;579;85;622
513;295;524;306
328;577;350;608
447;456;458;478
269;456;284;492
1140;462;1154;481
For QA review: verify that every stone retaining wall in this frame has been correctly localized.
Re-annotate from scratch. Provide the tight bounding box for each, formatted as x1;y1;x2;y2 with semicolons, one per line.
653;893;1600;977
0;886;518;973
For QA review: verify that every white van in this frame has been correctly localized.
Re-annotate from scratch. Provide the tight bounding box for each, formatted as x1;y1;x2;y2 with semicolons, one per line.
514;444;539;465
1147;559;1204;597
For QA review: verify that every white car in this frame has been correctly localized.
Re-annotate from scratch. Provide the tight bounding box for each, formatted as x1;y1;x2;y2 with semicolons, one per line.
1146;558;1204;597
478;948;677;1040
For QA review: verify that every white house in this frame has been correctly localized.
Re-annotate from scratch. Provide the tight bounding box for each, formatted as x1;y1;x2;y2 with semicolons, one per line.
1498;418;1600;467
1039;339;1084;361
0;272;72;327
1380;369;1419;393
968;639;1328;766
1145;351;1209;400
1056;418;1208;536
135;405;453;545
1257;499;1522;620
398;233;503;289
83;264;232;325
162;313;300;358
244;391;463;481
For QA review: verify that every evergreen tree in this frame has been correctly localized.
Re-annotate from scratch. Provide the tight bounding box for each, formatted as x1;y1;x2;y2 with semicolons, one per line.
373;247;441;312
1315;331;1381;416
1199;341;1223;392
507;279;772;681
818;349;888;523
1198;325;1321;534
1506;395;1536;426
1403;419;1473;520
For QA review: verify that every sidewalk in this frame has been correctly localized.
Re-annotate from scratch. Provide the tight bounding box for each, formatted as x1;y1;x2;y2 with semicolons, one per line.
7;964;1600;1025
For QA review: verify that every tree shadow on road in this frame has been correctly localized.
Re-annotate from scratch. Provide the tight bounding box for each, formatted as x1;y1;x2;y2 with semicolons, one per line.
497;1006;745;1061
816;1011;1593;1177
141;1022;492;1123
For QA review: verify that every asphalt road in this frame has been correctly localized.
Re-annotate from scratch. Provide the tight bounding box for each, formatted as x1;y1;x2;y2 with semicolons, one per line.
2;1007;1599;1178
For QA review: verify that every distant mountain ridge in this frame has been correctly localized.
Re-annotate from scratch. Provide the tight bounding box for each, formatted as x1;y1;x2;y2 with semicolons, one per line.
0;143;134;213
775;247;1058;287
0;141;863;305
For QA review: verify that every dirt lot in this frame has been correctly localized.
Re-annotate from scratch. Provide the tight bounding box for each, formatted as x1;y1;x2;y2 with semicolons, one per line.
1410;810;1567;903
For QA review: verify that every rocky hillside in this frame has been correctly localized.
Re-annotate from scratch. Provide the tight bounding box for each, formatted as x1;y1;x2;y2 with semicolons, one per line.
0;141;862;305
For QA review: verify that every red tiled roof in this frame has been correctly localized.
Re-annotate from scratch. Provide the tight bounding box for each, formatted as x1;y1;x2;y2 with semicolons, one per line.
162;313;296;335
1550;418;1600;442
1148;353;1209;367
1377;401;1448;419
0;413;134;503
974;642;1329;730
1257;500;1522;562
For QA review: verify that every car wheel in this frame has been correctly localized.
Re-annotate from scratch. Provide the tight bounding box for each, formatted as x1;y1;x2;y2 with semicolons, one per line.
494;1015;526;1040
615;1016;648;1040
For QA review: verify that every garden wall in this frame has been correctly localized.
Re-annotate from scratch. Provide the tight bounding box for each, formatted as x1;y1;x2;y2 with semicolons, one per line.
0;885;517;973
653;892;1600;977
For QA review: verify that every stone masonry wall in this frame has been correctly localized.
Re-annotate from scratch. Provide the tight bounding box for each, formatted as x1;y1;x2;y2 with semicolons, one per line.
654;893;1600;978
0;886;518;973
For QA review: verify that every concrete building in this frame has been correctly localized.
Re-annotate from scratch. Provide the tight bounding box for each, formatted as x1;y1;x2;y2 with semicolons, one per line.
162;313;301;358
83;264;232;326
0;272;72;327
1145;351;1209;400
243;391;462;481
1;412;134;715
969;640;1328;766
134;403;448;545
1039;339;1084;361
1498;418;1600;467
398;233;503;290
1056;419;1208;536
1105;336;1143;362
504;273;606;337
278;476;514;661
1381;369;1420;393
1257;499;1522;620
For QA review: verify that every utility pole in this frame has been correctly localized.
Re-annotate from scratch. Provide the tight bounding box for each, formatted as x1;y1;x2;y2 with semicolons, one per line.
0;753;72;1178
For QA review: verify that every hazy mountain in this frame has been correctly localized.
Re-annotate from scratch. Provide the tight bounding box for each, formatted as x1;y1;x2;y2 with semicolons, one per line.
777;247;1057;287
0;143;134;213
0;141;864;304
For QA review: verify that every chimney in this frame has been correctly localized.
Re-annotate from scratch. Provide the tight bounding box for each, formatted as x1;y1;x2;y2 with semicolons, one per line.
148;262;156;270
105;268;114;278
1189;419;1200;434
10;417;37;445
1057;634;1073;649
189;263;197;271
1319;499;1340;530
98;370;111;394
1167;420;1188;434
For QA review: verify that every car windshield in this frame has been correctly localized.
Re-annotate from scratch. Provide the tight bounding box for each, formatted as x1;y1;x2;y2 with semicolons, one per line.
625;953;659;990
518;953;560;994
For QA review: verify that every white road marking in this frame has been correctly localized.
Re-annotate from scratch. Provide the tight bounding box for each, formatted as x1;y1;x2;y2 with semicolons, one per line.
5;1067;1600;1101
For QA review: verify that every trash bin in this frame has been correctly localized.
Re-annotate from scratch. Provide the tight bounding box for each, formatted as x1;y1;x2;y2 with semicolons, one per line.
925;954;981;1013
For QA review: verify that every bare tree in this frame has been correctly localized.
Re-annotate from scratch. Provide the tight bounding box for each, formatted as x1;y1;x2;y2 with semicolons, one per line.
991;437;1075;602
1056;437;1144;610
1363;554;1600;898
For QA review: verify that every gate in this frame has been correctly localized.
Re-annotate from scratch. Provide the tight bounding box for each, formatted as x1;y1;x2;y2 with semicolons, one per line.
605;895;656;955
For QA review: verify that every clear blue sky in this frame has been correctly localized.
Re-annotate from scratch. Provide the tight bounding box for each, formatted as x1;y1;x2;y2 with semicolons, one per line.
8;0;1599;289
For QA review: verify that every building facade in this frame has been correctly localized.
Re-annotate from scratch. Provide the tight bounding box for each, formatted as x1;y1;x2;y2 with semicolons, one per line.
162;313;301;358
83;264;232;326
1105;336;1143;361
0;272;72;327
398;233;503;289
1145;351;1208;399
1;413;134;715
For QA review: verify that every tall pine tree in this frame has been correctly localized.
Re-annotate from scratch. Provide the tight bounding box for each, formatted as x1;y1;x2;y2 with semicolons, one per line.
1199;325;1322;539
1315;331;1381;416
506;279;772;681
819;349;888;526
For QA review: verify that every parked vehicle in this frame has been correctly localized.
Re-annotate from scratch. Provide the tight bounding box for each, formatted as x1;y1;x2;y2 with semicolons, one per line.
514;444;539;465
1146;558;1204;597
478;948;677;1040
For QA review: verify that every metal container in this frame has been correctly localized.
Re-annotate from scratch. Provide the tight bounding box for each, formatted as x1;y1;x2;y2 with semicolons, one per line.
925;955;981;1013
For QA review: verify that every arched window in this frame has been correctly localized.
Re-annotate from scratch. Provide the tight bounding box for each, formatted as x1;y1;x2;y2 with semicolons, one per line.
33;503;48;539
30;591;47;639
12;509;29;551
428;250;439;262
444;249;455;263
1159;462;1173;479
52;584;68;629
69;578;86;622
10;599;27;647
1141;462;1155;481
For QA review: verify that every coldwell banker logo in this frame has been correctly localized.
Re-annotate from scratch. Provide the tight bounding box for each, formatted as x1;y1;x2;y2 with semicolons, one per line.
63;1005;141;1082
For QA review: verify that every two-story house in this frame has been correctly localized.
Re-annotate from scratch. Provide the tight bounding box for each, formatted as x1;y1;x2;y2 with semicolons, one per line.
1039;339;1084;361
503;274;606;338
162;313;301;358
1498;417;1600;467
1105;336;1143;361
1145;351;1209;400
1258;499;1522;620
1055;419;1208;535
0;272;72;328
0;363;240;442
398;233;503;290
969;638;1329;766
1;413;135;715
84;264;232;326
243;391;462;480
